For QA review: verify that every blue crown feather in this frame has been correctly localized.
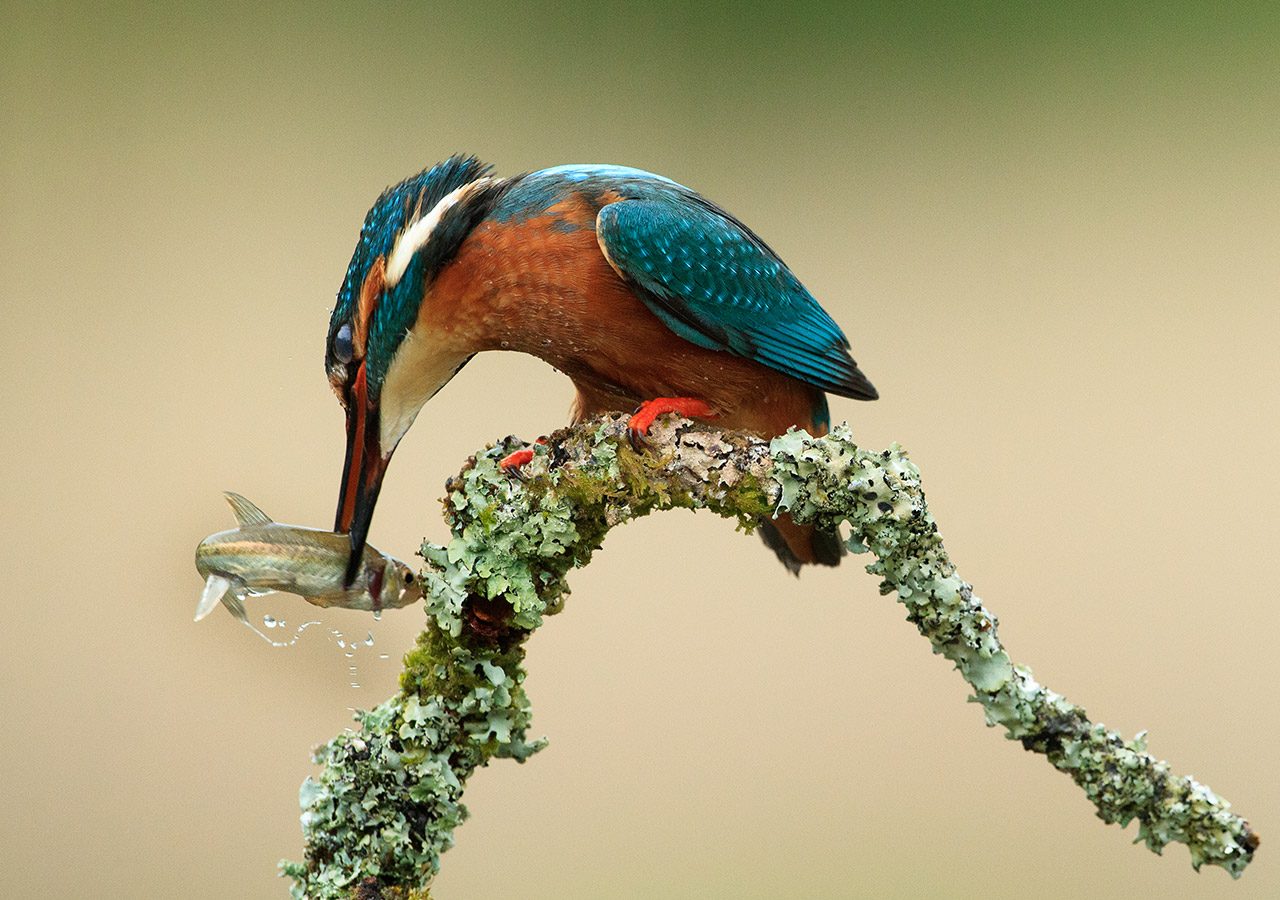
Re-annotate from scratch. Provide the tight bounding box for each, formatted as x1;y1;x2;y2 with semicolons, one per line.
327;155;492;356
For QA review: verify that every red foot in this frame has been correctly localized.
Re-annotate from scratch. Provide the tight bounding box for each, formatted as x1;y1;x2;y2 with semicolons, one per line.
498;448;534;475
627;397;715;449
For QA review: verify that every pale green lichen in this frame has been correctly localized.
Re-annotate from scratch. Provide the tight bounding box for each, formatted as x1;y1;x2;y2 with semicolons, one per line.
283;416;1257;897
770;425;1258;877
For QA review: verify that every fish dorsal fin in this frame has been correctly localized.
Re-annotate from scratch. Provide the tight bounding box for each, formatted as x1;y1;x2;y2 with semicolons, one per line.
223;492;273;527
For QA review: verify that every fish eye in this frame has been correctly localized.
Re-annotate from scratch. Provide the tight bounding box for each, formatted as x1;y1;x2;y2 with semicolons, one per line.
333;323;354;364
403;571;414;584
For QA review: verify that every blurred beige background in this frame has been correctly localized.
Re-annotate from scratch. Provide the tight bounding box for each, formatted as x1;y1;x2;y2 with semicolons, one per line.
3;3;1278;897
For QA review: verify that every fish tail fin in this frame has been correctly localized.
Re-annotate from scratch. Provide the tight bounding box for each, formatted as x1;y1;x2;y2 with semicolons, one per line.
196;574;231;621
195;574;249;623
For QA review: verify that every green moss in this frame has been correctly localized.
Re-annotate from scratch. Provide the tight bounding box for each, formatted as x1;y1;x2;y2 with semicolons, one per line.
399;621;461;702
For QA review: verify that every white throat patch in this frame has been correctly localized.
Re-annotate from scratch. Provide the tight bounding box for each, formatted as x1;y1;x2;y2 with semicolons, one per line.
378;327;469;453
384;177;494;290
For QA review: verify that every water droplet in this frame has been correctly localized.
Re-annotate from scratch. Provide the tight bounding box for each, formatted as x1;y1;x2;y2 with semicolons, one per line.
372;610;382;621
364;633;374;646
344;652;354;659
499;340;510;348
337;639;346;649
263;615;277;629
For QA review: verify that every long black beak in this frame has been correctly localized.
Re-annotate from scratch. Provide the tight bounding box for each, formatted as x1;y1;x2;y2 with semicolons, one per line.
335;363;390;586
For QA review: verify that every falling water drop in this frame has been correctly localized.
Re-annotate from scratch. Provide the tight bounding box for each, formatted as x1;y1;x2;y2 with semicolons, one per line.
364;633;374;646
373;610;382;621
263;615;277;629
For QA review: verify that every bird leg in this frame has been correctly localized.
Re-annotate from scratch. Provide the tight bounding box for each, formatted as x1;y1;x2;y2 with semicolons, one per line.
498;437;548;478
627;397;715;449
498;448;534;471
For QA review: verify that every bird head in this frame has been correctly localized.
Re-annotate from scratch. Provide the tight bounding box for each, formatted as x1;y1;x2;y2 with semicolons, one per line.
326;155;505;584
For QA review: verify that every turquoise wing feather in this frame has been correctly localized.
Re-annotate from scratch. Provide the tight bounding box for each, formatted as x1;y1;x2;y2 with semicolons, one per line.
595;196;876;400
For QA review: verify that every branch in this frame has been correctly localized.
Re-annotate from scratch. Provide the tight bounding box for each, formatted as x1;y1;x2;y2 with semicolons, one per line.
281;415;1259;897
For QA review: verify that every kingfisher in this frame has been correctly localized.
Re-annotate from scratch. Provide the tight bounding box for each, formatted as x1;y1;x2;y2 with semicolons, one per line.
326;155;877;582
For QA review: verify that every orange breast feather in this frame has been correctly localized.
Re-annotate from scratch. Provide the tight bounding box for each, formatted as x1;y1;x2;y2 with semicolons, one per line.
432;199;825;437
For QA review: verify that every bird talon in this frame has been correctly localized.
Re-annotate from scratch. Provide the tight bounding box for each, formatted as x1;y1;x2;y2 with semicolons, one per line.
498;447;535;477
626;397;715;450
627;424;645;452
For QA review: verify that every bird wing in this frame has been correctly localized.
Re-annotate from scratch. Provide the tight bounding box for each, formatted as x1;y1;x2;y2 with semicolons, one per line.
595;196;876;400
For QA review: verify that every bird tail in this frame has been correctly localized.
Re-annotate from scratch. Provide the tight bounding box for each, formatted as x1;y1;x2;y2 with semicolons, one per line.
757;516;845;575
755;393;846;573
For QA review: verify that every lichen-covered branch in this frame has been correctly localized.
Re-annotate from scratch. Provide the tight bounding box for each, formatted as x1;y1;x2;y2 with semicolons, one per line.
281;415;1258;897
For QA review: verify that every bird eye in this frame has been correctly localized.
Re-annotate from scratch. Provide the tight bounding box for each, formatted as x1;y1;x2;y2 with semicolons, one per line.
333;323;354;364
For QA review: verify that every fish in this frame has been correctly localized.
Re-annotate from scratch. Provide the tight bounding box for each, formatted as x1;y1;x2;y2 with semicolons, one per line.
194;492;422;623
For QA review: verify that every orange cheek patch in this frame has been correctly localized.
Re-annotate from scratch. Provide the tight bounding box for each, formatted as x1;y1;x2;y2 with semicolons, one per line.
353;254;386;357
